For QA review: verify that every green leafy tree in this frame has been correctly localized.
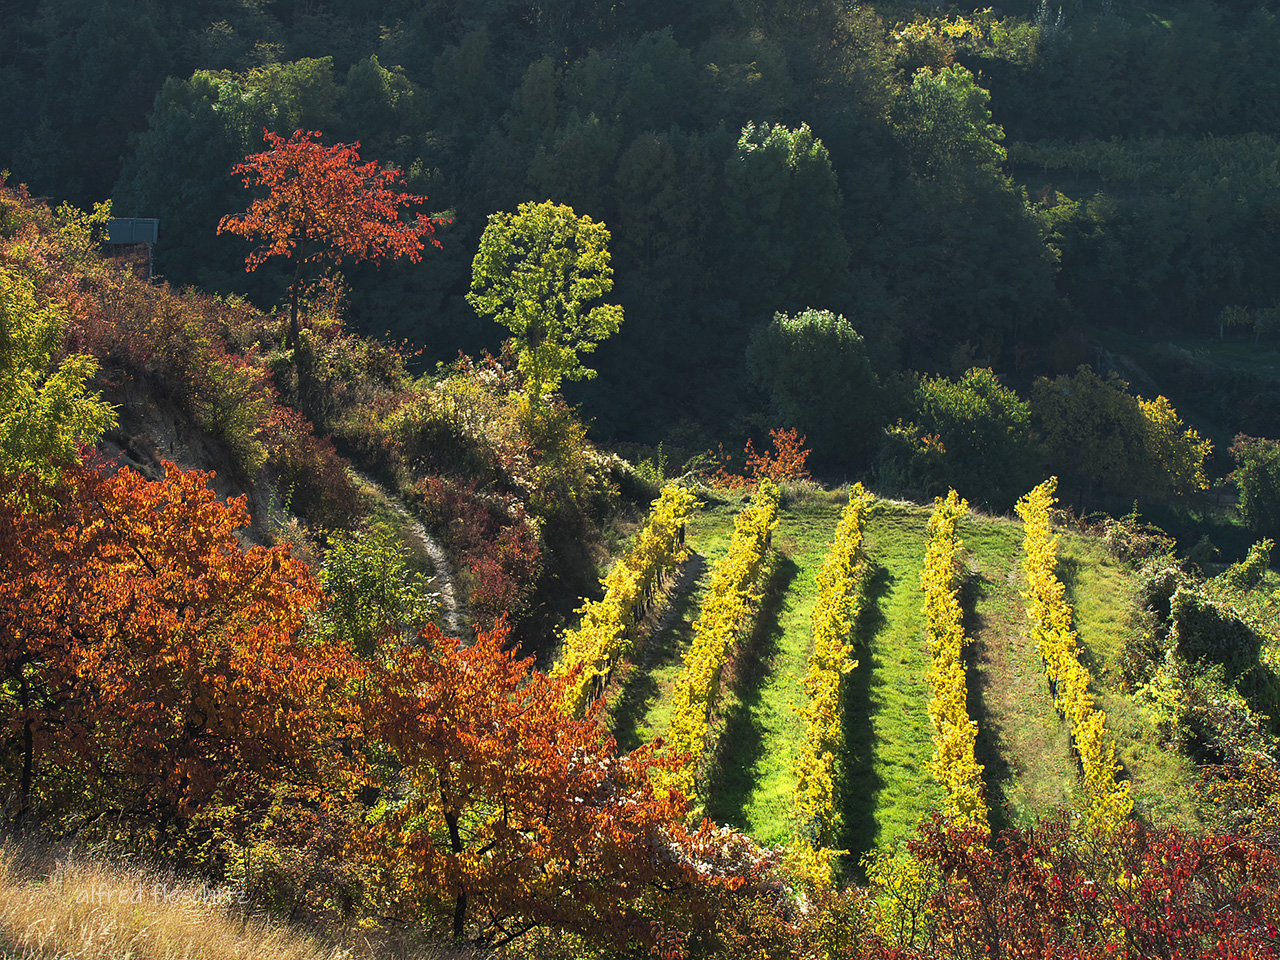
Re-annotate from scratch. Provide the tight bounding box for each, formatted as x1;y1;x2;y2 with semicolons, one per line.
316;525;437;657
895;64;1005;183
911;367;1037;508
1231;435;1280;540
0;256;115;499
722;122;847;310
745;308;880;468
467;200;624;400
1032;366;1209;504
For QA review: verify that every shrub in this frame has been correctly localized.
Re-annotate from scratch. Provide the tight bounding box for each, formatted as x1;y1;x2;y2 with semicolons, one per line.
1231;434;1280;539
416;474;543;630
746;309;881;467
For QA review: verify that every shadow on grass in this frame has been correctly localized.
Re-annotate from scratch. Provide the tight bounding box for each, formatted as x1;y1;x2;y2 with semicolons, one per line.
704;552;799;828
609;554;707;754
836;560;892;883
960;570;1011;837
1054;553;1109;679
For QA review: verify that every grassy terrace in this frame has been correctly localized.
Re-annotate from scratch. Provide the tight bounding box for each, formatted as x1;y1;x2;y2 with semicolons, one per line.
1059;535;1208;830
960;516;1077;832
838;501;944;870
598;486;1210;872
606;495;741;754
703;489;846;844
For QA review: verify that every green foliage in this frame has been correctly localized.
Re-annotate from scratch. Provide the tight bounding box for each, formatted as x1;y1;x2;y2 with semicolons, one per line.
1217;538;1274;592
0;196;116;497
894;65;1005;184
746;309;881;468
0;264;115;493
1231;435;1280;539
905;368;1036;509
316;525;437;657
1031;366;1210;503
467;201;624;400
722;123;847;310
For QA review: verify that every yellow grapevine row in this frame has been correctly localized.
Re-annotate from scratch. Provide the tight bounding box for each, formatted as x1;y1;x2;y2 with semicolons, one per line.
662;480;780;799
555;484;701;717
793;483;873;882
921;490;988;828
1015;478;1132;835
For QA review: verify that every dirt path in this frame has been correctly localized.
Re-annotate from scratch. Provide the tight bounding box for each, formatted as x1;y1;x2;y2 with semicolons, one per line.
350;470;464;637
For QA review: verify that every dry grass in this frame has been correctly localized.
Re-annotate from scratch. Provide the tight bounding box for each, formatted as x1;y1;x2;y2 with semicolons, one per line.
0;839;470;960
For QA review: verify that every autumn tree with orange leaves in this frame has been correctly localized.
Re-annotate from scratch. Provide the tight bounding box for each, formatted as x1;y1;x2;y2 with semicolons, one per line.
357;620;762;949
218;129;443;355
0;462;350;834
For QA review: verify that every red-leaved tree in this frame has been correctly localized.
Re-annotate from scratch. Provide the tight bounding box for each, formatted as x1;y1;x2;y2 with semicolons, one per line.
218;129;443;353
0;462;350;833
357;620;757;948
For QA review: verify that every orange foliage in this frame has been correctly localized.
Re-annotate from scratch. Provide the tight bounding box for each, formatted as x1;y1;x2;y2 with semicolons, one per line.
357;620;751;947
711;427;812;489
218;129;445;347
0;462;349;824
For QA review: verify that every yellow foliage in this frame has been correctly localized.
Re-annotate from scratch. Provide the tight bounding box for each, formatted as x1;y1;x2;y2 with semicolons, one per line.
661;480;779;799
555;484;701;716
1138;394;1212;495
1016;479;1132;836
862;846;937;952
921;490;988;829
793;483;873;882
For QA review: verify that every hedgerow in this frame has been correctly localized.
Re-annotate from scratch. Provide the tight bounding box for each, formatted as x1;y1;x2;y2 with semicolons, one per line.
663;480;779;799
921;489;987;828
1016;478;1132;836
555;484;700;717
793;482;873;882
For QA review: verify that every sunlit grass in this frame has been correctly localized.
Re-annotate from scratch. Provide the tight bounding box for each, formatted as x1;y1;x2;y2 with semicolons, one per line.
960;516;1077;831
1059;534;1208;830
838;502;946;872
0;842;345;960
706;489;848;845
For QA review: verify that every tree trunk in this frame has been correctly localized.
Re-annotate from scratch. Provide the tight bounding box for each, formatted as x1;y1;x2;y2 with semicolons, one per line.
443;797;467;938
19;670;32;820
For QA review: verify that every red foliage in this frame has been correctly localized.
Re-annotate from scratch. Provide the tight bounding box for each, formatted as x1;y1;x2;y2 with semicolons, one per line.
219;129;445;348
895;814;1280;960
746;427;812;482
416;475;542;629
219;129;441;274
0;463;352;823
265;405;360;529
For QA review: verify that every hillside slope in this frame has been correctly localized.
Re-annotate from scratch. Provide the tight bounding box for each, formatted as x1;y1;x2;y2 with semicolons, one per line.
590;487;1209;862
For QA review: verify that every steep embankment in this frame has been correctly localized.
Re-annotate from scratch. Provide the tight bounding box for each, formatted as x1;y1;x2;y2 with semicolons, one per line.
348;470;464;637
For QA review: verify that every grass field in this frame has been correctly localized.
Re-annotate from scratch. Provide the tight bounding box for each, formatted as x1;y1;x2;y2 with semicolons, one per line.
838;501;945;870
1058;535;1209;829
959;515;1077;832
704;489;847;845
589;483;1212;866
